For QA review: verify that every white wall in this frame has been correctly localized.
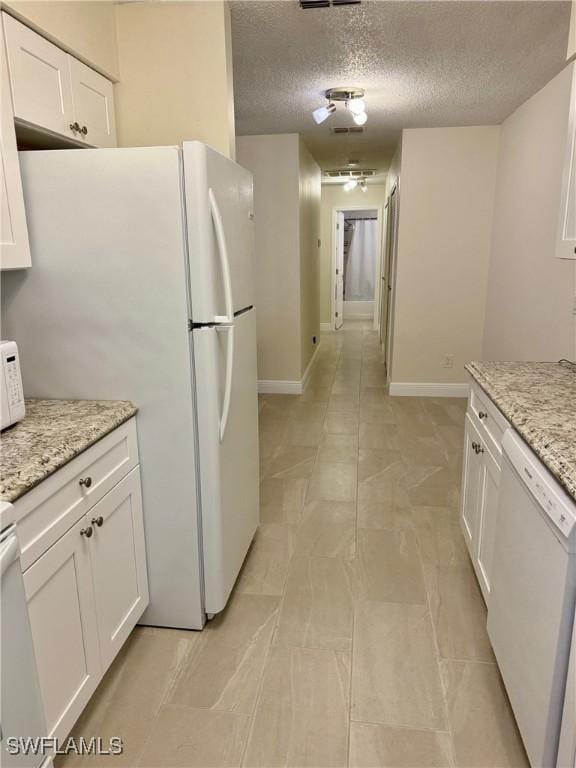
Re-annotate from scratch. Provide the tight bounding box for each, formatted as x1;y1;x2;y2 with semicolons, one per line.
237;135;302;383
299;138;321;373
482;65;575;362
568;1;576;61
114;1;235;157
319;184;387;325
391;126;500;385
4;1;119;78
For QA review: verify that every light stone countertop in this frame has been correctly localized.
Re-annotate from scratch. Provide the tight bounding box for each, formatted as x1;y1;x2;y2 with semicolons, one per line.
466;361;576;502
0;399;137;503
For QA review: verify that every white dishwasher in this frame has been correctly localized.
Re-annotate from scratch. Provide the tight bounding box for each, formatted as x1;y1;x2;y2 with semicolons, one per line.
487;430;576;768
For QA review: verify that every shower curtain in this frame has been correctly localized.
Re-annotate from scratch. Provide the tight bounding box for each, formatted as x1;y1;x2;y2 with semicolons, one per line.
344;219;377;301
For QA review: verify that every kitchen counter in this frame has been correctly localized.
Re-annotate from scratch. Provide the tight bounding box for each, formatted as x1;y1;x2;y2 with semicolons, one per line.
466;361;576;501
0;399;137;502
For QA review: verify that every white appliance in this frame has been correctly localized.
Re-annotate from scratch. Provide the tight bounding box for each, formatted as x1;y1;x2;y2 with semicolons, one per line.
558;615;576;768
1;142;259;629
487;429;576;768
0;502;48;767
0;341;25;430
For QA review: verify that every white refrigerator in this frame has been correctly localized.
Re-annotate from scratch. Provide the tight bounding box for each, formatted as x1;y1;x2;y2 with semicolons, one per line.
1;142;260;630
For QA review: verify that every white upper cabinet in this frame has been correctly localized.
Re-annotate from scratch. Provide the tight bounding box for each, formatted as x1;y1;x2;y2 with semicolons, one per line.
2;13;116;149
2;13;74;138
69;57;117;148
0;22;31;269
557;61;576;260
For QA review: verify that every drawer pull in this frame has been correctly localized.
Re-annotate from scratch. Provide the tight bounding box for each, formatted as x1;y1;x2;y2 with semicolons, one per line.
91;516;104;528
472;441;479;451
79;476;93;488
478;411;488;420
80;525;93;538
472;442;484;455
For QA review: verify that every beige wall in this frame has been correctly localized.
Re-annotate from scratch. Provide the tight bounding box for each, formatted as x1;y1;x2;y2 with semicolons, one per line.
391;126;500;384
237;134;301;382
319;184;387;325
298;138;321;374
569;1;576;61
114;1;235;157
4;1;119;78
483;66;575;362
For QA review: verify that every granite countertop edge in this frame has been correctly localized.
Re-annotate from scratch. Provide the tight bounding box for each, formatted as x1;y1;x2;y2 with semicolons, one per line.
465;361;576;502
1;399;138;504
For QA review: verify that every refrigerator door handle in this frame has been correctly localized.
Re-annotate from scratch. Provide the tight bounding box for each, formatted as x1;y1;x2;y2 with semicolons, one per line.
209;187;234;324
215;324;235;441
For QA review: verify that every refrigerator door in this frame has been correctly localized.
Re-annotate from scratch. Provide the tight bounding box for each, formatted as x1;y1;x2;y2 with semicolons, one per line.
4;147;205;629
192;308;259;614
183;142;254;323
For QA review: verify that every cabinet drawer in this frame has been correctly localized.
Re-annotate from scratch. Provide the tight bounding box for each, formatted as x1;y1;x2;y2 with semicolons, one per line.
469;383;509;462
17;418;138;570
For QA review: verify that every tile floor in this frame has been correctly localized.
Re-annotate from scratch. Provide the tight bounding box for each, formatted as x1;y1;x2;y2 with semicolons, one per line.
58;321;528;768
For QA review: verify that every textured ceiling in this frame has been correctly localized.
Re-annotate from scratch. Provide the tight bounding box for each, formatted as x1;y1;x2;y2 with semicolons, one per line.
231;0;571;172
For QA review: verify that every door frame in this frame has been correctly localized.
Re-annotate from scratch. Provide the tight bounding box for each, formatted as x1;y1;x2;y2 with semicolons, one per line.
380;183;400;384
330;205;383;331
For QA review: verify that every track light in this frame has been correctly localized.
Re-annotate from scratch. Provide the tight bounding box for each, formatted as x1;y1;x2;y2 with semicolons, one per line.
344;179;358;191
346;98;366;115
353;111;367;126
312;102;336;124
360;178;368;192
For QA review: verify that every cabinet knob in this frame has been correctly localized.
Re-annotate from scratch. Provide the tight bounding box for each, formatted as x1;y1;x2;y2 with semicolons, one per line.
81;126;88;136
478;411;488;420
80;525;93;538
477;445;484;455
79;476;92;488
471;441;478;451
91;516;104;528
70;121;80;134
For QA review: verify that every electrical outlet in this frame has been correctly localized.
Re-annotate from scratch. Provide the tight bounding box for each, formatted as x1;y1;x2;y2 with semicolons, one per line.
443;354;454;369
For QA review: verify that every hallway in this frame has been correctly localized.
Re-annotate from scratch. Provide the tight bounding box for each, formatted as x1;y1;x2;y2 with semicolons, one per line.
59;323;527;768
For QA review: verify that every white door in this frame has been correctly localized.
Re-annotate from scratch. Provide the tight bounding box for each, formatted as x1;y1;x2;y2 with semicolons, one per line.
460;414;482;557
335;211;344;330
0;25;30;269
193;308;259;614
69;58;116;148
2;14;74;140
89;468;149;671
23;515;101;742
475;444;501;601
183;141;255;324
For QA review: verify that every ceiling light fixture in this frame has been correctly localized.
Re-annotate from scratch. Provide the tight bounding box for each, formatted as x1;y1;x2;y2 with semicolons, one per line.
312;102;336;124
360;178;368;192
344;179;358;191
312;87;367;126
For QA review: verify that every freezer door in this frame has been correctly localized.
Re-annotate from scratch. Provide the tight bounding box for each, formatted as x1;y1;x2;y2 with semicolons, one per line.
193;308;259;614
183;142;254;323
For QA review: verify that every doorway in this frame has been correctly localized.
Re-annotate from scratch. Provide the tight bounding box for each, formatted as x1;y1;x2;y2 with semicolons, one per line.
332;207;382;331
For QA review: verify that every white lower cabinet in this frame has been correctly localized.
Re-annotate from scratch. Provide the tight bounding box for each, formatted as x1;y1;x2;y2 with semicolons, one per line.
89;468;148;670
23;515;101;741
19;422;148;743
460;384;508;604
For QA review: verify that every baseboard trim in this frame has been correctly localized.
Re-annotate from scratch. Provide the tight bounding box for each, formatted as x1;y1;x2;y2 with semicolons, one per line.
258;342;322;396
320;323;333;332
258;380;303;395
389;382;469;398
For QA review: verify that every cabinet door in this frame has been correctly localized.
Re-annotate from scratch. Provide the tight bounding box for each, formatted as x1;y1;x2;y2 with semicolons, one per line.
475;445;501;603
23;515;101;742
0;22;30;269
2;14;74;139
69;57;116;148
89;467;149;672
460;414;483;557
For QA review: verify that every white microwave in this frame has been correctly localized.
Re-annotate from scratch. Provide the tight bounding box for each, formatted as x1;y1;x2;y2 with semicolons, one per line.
0;341;25;430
